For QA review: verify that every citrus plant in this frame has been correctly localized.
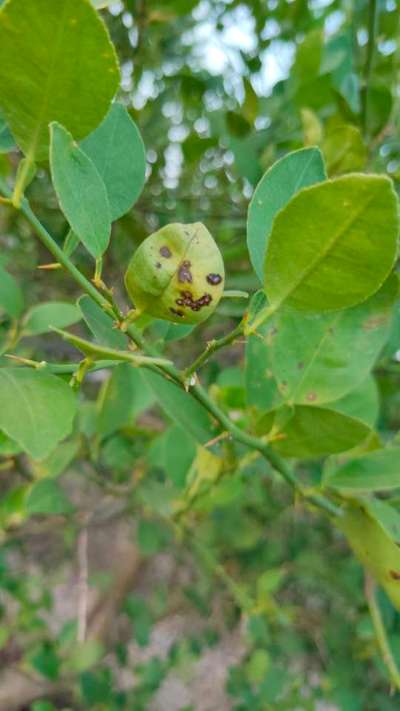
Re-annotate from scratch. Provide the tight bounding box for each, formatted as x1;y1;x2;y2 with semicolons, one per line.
0;0;400;708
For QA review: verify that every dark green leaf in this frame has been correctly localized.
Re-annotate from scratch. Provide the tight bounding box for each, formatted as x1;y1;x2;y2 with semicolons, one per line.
0;112;14;153
247;148;326;282
325;448;400;492
256;405;371;458
81;103;146;221
23;301;81;335
78;295;128;350
141;371;215;445
26;479;74;515
0;264;24;318
0;368;77;459
50;122;111;259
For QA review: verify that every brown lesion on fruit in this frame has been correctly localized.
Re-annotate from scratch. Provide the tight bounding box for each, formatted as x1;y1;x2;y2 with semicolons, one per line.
306;391;317;402
155;262;162;269
160;246;172;258
206;273;222;286
175;290;212;312
178;260;193;284
170;307;184;318
389;570;400;580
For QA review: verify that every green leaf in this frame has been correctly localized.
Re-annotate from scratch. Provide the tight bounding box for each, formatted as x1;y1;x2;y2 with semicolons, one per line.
0;0;120;162
67;640;104;672
0;431;21;456
245;292;282;412
147;320;194;343
0;264;24;318
33;439;80;478
363;499;400;543
264;174;399;312
50;123;111;259
256;405;371;458
0;112;14;153
325;448;400;492
329;376;379;428
141;371;215;446
269;276;396;406
30;642;60;680
337;502;400;610
23;301;81;335
26;478;74;515
322;124;367;175
0;368;77;459
78;295;128;350
97;367;154;439
81;103;146;221
97;364;150;438
247;148;326;282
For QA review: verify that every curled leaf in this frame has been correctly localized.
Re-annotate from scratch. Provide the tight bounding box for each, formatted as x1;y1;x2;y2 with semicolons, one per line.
124;223;225;325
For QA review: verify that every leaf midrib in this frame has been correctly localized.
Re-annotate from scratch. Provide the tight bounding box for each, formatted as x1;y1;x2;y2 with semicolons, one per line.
273;187;378;309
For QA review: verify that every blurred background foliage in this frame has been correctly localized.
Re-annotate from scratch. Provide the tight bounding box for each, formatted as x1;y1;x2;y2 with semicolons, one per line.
1;0;400;709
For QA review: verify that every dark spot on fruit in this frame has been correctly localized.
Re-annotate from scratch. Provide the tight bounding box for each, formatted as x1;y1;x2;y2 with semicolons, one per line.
270;327;278;337
307;392;317;402
170;308;184;318
178;260;193;283
160;246;172;258
156;262;161;269
178;290;212;312
298;362;304;370
206;273;222;286
390;570;400;580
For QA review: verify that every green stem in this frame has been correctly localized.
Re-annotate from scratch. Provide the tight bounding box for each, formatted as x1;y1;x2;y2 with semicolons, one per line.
185;321;244;377
365;574;400;691
361;0;378;136
0;179;341;519
12;154;35;208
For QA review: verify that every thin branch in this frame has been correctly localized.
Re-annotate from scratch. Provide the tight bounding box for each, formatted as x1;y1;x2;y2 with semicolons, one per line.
184;321;245;378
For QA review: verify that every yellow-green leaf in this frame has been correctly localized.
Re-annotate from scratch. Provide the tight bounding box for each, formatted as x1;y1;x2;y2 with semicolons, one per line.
264;174;399;312
0;0;120;162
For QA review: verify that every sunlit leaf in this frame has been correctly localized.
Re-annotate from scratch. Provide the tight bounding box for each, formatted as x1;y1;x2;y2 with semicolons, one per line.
264;174;399;312
0;0;120;161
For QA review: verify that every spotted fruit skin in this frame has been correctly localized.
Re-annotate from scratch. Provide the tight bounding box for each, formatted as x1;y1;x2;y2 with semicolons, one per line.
124;222;225;324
